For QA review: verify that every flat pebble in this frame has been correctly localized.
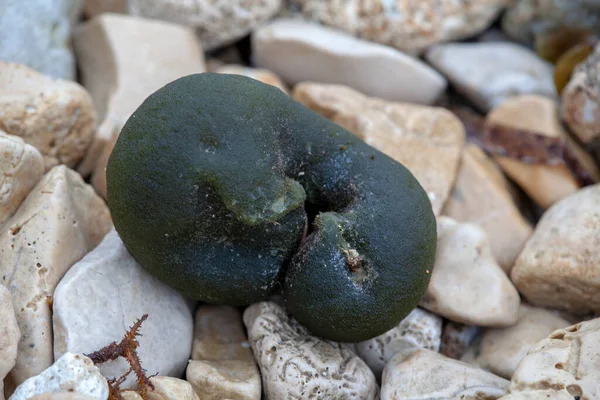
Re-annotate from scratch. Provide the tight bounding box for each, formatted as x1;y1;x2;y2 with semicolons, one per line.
0;166;111;389
355;308;442;379
420;217;520;327
381;348;509;400
0;131;44;229
426;42;556;112
53;229;193;389
243;301;378;400
511;184;600;314
252;19;446;104
73;13;206;199
293;82;465;216
0;62;96;170
9;353;108;400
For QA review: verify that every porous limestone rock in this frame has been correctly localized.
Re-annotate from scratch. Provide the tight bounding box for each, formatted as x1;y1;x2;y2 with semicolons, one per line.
0;166;111;389
244;301;378;399
293;82;465;216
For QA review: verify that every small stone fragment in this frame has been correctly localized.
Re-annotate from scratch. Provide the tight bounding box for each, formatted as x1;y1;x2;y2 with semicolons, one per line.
293;82;465;216
426;42;556;112
8;353;108;400
442;144;533;271
487;95;599;209
53;229;193;388
121;377;199;400
561;44;600;163
128;0;282;51
506;317;600;398
0;165;112;388
1;286;20;400
288;0;509;55
511;184;600;314
252;19;447;104
0;0;81;79
420;217;520;327
0;62;96;170
355;308;442;379
381;348;509;400
83;0;126;17
215;64;288;94
243;301;378;400
0;131;44;230
462;304;572;379
186;305;260;399
439;321;480;360
73;13;206;199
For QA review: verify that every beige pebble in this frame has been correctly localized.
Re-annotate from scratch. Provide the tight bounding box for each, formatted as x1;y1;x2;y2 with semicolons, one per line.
289;0;508;55
9;353;108;400
73;13;206;199
186;360;261;400
1;286;20;400
215;64;288;94
0;165;111;390
121;376;199;400
426;43;556;112
0;130;44;230
0;62;96;171
506;317;600;398
511;184;600;314
420;217;520;327
293;82;465;216
487;94;599;209
243;301;378;400
29;394;97;400
83;0;126;17
128;0;282;51
442;144;532;271
252;19;446;104
355;308;442;379
462;304;572;378
381;348;509;400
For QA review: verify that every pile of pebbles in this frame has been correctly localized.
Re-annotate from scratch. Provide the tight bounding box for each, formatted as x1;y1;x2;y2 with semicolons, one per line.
1;0;600;399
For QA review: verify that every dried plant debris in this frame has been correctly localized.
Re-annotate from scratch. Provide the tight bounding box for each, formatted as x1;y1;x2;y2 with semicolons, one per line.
85;314;155;400
449;106;595;187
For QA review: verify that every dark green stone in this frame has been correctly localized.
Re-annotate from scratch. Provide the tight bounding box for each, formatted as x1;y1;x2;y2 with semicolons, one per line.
106;73;437;342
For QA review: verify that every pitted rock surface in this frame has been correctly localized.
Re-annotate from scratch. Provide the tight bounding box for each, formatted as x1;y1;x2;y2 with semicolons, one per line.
243;301;378;399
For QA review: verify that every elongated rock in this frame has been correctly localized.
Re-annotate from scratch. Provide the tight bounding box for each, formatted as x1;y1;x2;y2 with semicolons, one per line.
1;286;20;400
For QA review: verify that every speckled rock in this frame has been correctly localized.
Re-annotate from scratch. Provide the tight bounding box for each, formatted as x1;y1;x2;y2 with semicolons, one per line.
426;42;556;112
0;0;81;80
355;308;442;379
215;64;288;94
487;95;599;209
73;13;205;199
511;184;600;314
120;377;199;400
252;18;446;104
243;301;378;399
442;144;532;271
0;165;111;389
128;0;282;51
0;131;44;230
562;44;600;163
82;0;126;17
462;304;572;379
52;229;193;389
439;321;480;360
381;348;509;400
293;82;465;216
421;217;520;327
186;305;260;400
502;0;600;43
288;0;509;55
9;353;108;400
505;317;600;399
1;286;20;400
0;62;96;170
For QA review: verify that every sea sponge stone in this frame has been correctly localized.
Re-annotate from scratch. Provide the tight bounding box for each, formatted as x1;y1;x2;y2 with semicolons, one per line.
106;73;436;342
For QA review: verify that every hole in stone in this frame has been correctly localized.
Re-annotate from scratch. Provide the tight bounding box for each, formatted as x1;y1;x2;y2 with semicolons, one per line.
567;384;583;397
555;363;565;370
550;331;565;340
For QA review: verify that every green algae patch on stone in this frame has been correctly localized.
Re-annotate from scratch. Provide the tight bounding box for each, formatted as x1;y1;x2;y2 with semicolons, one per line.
106;73;437;342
